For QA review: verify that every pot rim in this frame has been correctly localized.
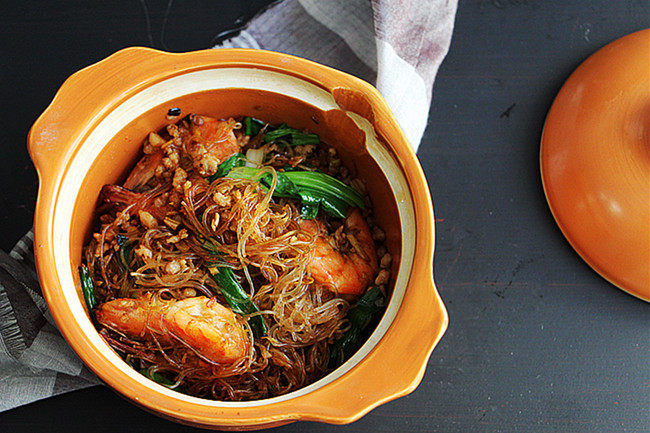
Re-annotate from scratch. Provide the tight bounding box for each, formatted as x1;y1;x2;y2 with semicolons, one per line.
29;47;448;428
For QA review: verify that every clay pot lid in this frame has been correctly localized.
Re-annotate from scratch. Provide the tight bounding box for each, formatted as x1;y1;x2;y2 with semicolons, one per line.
541;29;649;301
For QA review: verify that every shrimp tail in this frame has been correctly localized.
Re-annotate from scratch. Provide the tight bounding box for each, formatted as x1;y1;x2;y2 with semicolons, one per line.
101;184;142;207
123;150;164;191
96;295;249;365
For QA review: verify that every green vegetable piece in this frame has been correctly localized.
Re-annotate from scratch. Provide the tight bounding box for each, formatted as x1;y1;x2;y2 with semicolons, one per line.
269;171;298;197
299;192;320;219
284;171;365;208
207;265;267;338
328;286;386;368
291;134;320;146
207;153;247;182
225;166;257;180
139;368;177;388
348;286;386;328
262;127;292;142
226;167;298;197
78;265;97;314
329;327;361;368
227;167;363;219
263;124;319;146
244;117;265;136
118;239;134;271
318;197;347;219
296;186;349;219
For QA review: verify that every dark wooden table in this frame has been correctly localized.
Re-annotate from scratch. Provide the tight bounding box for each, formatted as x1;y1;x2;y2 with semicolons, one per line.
1;1;648;432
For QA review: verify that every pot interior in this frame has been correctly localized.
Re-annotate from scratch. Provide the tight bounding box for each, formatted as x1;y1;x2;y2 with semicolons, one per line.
54;67;416;406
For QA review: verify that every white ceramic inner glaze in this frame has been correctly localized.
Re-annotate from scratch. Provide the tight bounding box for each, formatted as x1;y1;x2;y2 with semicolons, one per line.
51;67;416;407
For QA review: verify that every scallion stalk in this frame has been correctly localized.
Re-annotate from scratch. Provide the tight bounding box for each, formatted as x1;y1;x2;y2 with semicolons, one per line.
78;265;97;314
203;255;267;338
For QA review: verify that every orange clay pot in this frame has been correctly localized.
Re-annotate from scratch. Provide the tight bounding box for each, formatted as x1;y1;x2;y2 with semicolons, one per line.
541;29;649;301
28;48;447;429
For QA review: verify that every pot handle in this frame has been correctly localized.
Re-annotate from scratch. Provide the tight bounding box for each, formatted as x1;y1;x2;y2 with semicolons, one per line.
27;47;169;182
276;268;447;423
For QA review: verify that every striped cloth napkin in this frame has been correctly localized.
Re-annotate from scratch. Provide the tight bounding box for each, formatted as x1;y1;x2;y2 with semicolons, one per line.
0;0;457;412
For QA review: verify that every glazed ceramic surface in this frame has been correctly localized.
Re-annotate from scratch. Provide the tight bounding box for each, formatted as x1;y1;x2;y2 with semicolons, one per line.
541;29;650;301
28;48;447;429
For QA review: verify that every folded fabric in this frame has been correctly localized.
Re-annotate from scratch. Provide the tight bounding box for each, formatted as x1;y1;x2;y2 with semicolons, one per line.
0;0;457;412
219;0;457;150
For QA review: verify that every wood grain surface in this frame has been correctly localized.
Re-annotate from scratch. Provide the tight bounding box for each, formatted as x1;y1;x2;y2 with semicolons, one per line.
0;1;648;432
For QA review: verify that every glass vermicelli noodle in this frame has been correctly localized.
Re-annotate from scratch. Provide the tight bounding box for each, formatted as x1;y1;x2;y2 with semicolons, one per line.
80;111;391;400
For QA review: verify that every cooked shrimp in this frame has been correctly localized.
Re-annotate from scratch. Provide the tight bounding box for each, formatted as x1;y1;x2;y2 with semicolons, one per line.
300;207;378;295
96;294;249;364
186;115;240;176
123;150;164;191
100;184;173;222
